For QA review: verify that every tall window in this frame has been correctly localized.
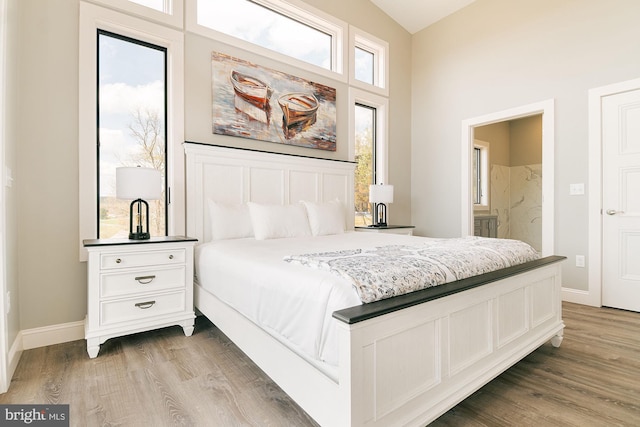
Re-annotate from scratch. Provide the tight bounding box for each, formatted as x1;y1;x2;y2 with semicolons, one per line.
195;0;337;71
354;104;376;226
97;31;167;238
473;140;490;209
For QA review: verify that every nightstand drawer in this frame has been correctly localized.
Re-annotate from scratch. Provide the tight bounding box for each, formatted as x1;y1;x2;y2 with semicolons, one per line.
101;249;185;270
100;266;186;298
100;291;186;325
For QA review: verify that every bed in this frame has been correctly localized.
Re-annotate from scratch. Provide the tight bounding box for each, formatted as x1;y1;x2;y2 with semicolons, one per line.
185;142;565;426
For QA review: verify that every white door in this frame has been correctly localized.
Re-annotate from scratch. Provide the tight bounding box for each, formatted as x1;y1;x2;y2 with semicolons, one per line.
602;88;640;311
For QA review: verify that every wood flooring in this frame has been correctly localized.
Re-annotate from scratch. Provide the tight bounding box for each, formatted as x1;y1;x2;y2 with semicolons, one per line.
1;302;639;426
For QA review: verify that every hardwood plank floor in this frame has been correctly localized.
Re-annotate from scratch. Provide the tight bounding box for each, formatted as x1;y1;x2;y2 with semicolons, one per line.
1;302;639;426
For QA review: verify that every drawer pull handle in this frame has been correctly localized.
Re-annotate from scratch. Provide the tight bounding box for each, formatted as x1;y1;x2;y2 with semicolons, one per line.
169;254;174;260
135;301;156;309
116;258;122;264
135;275;156;284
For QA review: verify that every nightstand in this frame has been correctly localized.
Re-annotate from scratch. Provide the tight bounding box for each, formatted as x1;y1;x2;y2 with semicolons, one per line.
83;236;197;358
354;225;415;236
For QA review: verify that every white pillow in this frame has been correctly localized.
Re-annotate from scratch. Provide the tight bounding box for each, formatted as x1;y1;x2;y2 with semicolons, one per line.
208;200;254;240
302;199;346;236
248;202;311;240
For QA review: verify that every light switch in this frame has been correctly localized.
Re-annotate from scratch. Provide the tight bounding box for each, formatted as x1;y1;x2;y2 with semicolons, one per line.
569;183;584;195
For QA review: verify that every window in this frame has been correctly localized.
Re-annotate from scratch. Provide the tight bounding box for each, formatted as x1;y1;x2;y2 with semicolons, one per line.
90;0;184;28
350;89;389;226
128;0;166;11
97;31;167;239
79;3;185;259
354;104;375;225
350;26;388;95
473;139;490;210
354;46;374;85
188;0;345;77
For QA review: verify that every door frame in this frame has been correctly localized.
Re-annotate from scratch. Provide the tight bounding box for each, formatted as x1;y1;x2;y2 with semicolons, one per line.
587;77;640;308
461;99;555;255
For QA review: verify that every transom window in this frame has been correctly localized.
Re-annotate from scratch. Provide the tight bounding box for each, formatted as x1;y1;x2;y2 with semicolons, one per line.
350;26;388;94
129;0;166;12
194;0;340;72
354;46;374;85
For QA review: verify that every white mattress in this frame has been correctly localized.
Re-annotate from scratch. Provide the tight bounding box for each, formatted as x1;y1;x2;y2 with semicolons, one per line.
195;232;423;376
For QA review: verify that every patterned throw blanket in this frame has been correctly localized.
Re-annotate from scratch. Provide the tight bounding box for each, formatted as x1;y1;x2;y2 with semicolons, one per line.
284;237;539;303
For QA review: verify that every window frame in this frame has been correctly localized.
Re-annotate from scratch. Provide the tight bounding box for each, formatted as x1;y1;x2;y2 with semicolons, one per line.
96;29;169;239
349;87;389;189
88;0;184;29
186;0;347;82
79;2;185;260
473;139;490;211
349;25;389;96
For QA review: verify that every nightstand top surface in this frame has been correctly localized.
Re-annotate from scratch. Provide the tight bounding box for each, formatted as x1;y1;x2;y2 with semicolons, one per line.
83;235;198;247
355;225;415;230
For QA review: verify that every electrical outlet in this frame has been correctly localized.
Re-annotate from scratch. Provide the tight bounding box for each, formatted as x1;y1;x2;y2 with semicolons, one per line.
576;255;585;268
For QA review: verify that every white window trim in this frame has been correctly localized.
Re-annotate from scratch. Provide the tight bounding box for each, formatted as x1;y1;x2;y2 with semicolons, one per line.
86;0;184;29
349;25;389;96
185;0;348;83
473;139;490;211
349;87;389;184
79;2;185;260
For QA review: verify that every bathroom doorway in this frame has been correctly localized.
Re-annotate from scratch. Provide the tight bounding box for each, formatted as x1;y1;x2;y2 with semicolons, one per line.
461;100;554;256
474;115;542;251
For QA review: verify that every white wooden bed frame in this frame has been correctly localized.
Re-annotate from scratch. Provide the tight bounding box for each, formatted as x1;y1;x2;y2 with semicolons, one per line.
185;142;565;426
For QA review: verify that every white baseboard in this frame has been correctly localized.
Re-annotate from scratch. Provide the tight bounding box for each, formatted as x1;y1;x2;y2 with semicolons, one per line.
562;286;599;307
20;320;85;351
0;321;85;394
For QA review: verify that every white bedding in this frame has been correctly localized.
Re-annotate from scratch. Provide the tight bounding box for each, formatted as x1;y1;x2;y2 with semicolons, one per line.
196;232;419;375
195;232;539;378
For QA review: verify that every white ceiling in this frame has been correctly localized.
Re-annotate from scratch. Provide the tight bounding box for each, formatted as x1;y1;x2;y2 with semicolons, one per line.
370;0;476;34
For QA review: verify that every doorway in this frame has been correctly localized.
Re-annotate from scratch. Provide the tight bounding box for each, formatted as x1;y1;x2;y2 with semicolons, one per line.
473;115;543;251
461;99;555;256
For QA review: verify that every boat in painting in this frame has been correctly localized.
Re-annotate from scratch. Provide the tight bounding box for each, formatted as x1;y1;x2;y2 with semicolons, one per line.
230;70;273;109
277;92;319;127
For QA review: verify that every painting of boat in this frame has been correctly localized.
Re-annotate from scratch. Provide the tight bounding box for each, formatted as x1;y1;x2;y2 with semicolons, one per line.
278;92;319;127
212;52;336;151
230;70;273;109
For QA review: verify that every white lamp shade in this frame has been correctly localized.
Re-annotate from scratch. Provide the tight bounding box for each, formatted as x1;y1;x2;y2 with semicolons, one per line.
116;167;162;200
369;184;394;204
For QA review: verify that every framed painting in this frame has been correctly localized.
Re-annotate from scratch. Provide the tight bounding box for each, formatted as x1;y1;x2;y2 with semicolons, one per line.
211;52;337;151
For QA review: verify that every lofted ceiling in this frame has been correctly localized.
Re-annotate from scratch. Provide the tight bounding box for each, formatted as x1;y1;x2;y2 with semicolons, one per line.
370;0;476;34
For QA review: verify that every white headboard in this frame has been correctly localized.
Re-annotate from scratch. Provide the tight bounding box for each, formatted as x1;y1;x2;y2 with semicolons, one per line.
185;143;356;243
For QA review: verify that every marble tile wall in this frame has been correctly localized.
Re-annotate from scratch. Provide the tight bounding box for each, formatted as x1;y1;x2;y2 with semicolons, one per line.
489;164;542;252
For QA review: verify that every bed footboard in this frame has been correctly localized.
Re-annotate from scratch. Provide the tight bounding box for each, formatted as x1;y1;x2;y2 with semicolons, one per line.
333;257;565;426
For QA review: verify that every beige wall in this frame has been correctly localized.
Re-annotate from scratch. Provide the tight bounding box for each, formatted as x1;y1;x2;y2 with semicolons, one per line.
411;0;640;291
510;115;541;166
11;0;411;329
474;121;509;166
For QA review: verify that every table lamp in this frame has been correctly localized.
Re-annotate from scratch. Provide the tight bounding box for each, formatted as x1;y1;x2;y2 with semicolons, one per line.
369;184;394;227
116;166;162;240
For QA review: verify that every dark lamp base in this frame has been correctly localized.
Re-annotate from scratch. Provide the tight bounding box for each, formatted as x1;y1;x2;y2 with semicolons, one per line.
129;232;150;240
